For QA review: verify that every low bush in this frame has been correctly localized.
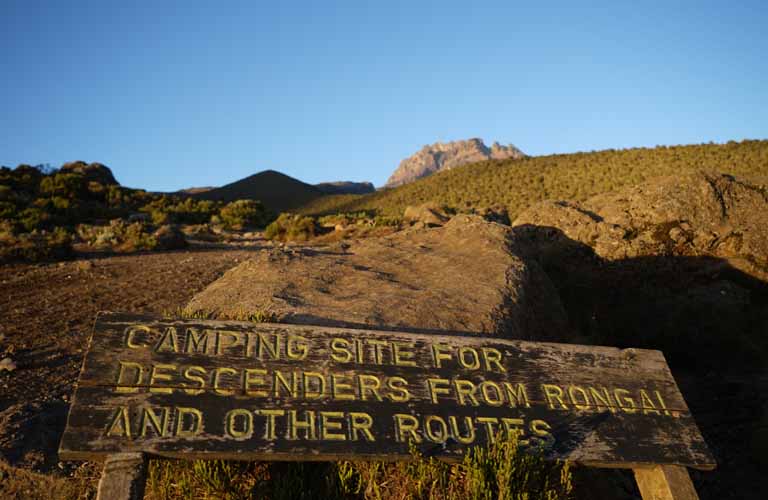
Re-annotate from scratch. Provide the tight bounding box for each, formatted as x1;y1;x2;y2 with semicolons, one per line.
0;227;73;263
76;219;158;252
318;211;403;229
144;435;572;499
264;213;318;242
140;197;223;226
181;223;221;242
39;172;88;199
219;199;273;230
152;224;188;250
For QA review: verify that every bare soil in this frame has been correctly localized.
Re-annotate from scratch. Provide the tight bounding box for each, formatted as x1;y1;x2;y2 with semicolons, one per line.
0;242;262;473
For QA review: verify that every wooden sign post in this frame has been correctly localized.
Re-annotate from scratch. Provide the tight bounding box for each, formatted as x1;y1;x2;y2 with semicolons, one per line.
59;313;715;499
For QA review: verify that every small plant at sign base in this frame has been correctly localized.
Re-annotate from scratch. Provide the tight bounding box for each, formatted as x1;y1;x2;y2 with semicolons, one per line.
143;435;572;499
329;435;572;500
162;307;277;323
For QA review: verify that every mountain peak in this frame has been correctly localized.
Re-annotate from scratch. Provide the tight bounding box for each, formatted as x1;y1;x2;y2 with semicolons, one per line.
385;139;524;187
191;169;321;212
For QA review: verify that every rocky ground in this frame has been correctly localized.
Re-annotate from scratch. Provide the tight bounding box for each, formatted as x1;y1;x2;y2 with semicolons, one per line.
187;215;567;340
0;241;261;475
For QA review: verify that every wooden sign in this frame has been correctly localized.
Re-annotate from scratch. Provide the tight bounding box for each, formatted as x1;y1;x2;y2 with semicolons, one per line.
59;312;714;473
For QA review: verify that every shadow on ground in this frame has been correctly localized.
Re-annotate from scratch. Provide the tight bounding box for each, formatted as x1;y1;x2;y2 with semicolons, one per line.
512;224;768;500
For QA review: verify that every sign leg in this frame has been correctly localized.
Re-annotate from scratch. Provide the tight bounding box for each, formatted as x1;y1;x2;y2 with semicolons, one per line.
633;465;699;500
96;452;148;500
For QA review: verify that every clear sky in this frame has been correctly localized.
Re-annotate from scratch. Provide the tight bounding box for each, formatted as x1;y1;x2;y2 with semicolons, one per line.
1;1;766;190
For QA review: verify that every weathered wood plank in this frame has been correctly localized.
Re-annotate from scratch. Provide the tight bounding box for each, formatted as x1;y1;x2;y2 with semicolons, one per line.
59;313;715;470
634;465;699;500
95;452;147;500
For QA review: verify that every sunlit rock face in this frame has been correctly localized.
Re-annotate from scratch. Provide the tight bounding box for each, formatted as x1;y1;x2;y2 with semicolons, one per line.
385;138;525;187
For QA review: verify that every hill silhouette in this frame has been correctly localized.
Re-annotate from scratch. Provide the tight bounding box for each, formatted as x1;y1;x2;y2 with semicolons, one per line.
191;169;323;212
299;139;768;217
315;181;375;195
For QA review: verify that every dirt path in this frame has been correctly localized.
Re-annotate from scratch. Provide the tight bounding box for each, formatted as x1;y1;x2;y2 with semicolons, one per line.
0;244;260;471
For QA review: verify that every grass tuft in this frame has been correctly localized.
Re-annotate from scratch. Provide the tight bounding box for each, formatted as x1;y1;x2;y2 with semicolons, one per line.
144;435;572;499
162;307;277;323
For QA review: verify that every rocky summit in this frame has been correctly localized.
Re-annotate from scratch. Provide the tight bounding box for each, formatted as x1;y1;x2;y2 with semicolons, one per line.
186;215;567;340
385;138;525;187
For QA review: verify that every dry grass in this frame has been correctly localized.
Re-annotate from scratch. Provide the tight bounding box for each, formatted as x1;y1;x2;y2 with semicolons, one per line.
143;437;572;500
0;460;99;500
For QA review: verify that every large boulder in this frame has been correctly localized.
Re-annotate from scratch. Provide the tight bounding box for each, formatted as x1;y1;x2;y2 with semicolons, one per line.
509;170;768;370
187;215;568;340
403;202;451;227
513;171;768;282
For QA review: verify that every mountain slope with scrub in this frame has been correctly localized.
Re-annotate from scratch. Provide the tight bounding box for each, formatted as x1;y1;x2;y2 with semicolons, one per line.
301;140;768;219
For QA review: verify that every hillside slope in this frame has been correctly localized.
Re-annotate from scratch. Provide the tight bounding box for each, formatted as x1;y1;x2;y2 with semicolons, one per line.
300;140;768;218
192;169;323;212
315;181;375;195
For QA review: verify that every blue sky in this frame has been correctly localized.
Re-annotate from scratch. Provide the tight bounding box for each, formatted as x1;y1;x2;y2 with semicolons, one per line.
1;1;766;190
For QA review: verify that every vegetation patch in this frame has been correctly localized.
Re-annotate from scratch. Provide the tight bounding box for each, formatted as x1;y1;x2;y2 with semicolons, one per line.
76;219;159;252
0;460;98;500
264;213;320;242
0;163;278;261
217;199;274;230
299;140;768;219
143;436;572;500
0;227;74;264
318;211;403;229
140;196;223;226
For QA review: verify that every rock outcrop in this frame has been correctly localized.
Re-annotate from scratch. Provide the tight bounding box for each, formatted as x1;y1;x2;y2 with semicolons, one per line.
385;139;524;187
59;161;119;185
187;215;568;340
510;171;768;498
513;171;768;282
403;203;451;227
510;170;768;368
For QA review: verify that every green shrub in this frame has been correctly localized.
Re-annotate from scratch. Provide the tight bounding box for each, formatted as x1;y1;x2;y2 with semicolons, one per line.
150;209;171;225
50;196;71;211
0;227;73;263
140;197;223;226
39;172;88;199
264;213;318;241
87;181;107;201
18;207;50;232
106;184;126;207
318;211;403;229
219;199;272;230
0;165;43;198
332;437;571;500
0;185;14;202
144;435;572;499
76;220;158;252
0;200;16;219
